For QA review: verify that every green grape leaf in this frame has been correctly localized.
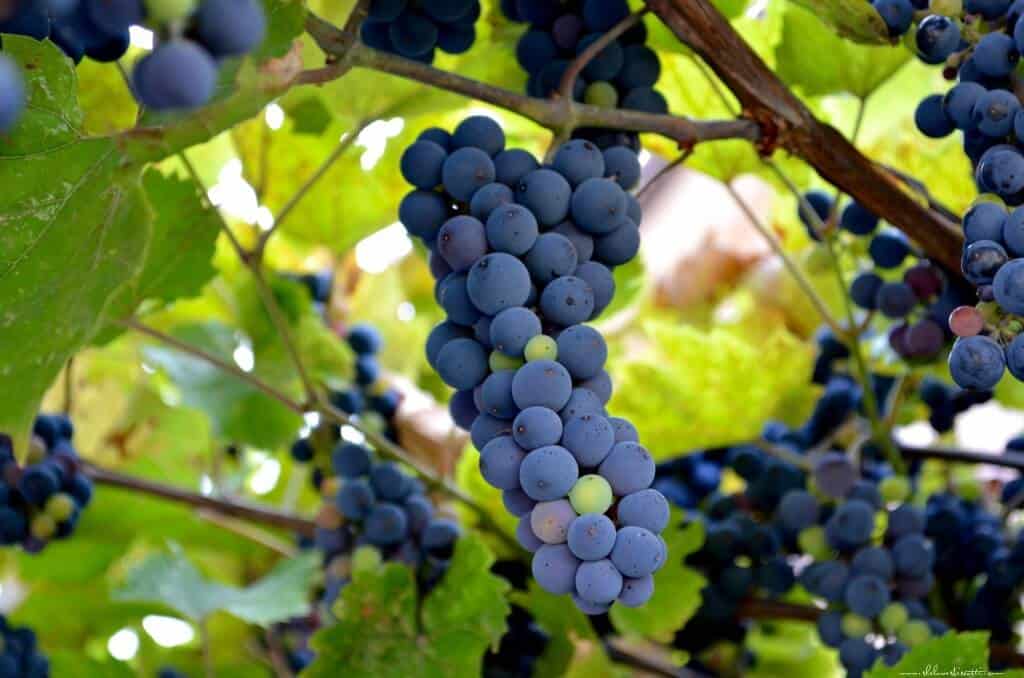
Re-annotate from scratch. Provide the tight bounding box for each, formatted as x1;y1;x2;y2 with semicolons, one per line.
776;3;910;98
0;36;151;451
609;317;815;456
865;631;993;678
305;534;509;677
141;321;302;448
47;652;137;678
610;513;705;641
115;545;318;625
787;0;891;44
287;94;334;136
257;0;308;60
96;169;221;342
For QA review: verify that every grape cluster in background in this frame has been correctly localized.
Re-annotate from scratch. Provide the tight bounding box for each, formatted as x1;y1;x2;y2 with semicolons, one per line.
864;0;1024;389
0;0;267;124
799;193;977;365
398;113;667;614
361;0;481;63
0;614;49;677
501;0;667;150
0;414;93;553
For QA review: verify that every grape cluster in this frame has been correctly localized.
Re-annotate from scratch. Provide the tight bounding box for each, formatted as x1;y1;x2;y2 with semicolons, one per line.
290;322;403;487
870;1;1024;388
500;0;667;150
918;375;992;433
397;115;667;613
0;615;48;677
799;191;974;364
0;414;93;553
0;0;266;112
360;0;480;64
311;441;461;614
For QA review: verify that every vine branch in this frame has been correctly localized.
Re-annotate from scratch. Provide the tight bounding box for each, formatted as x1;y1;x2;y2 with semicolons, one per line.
82;463;316;536
645;0;964;272
559;11;646;102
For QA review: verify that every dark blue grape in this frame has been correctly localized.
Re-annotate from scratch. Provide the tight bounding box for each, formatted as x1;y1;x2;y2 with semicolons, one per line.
194;0;267;57
332;442;372;478
471;413;513;450
993;257;1024;314
337;479;375;519
552;221;595;263
517;169;572;225
84;0;143;37
467;252;531;315
525;233;579;285
519;445;579;501
571;178;627;235
575;558;623;604
400;140;447;189
621;87;668;114
133;41;218;110
967;0;1012;18
594;218;640;266
426;321;468;369
618;489;669;533
553;140;606;187
603;146;641;190
540;276;596;326
964;202;1008;244
438;273;480;326
944;82;987;130
568;513;617;560
438;22;474;54
579;369;612;404
577;34;624;81
436;337;488;389
574;261;615;316
973;89;1020;138
973;31;1018;79
400;190;449;241
876;281;918;319
776;489;819;532
598;441;654;495
840;201;879;235
845;574;891;618
512;406;563;450
512;360;573;411
610;525;662;577
825;499;875;550
437;215;487;272
582;0;629;32
868;230;910;268
915;14;960;64
872;0;913;36
486;204;539;255
388;11;438;58
494;148;539;186
480;435;527;490
442;147;495;202
850;271;883;310
532;543;580;594
369;0;407;21
452;115;505;156
839;637;878;676
561;414;615;466
502;488;536;516
516;29;557;75
556;325;607;380
962;239;1008;286
469;182;513;221
950;335;1005;391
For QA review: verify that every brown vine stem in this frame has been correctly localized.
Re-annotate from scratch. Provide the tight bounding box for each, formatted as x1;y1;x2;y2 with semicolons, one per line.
645;0;964;273
302;12;759;148
82;463;316;536
559;11;647;102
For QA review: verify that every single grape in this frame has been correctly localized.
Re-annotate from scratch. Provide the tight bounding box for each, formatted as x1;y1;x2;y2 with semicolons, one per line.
530;499;576;544
524;334;558;362
568;474;614;515
948;335;1005;390
532;543;580;594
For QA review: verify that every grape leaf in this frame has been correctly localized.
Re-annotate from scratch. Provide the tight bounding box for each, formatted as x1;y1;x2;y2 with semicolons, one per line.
865;631;994;678
141;321;303;448
304;534;510;677
610;514;705;641
115;544;318;625
787;0;890;44
95;169;222;343
775;3;910;98
288;94;334;136
257;0;308;60
608;317;815;456
0;36;151;452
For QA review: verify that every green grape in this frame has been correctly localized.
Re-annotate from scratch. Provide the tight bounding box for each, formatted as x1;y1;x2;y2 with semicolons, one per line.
929;0;962;15
145;0;198;23
879;476;910;503
954;474;982;502
27;436;46;464
352;545;382;573
797;526;831;560
841;613;872;638
524;335;557;362
584;81;618;108
490;351;524;372
897;619;932;646
30;515;56;540
569;475;613;515
879;602;908;634
44;493;75;522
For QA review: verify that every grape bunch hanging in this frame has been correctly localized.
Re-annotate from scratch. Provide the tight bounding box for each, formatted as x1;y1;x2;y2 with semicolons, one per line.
398;114;667;614
0;0;267;129
501;0;667;150
0;414;92;553
361;0;481;63
865;0;1024;389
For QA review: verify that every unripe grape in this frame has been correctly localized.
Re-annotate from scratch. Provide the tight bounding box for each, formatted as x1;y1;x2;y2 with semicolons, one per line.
525;335;558;362
897;619;932;646
949;306;984;338
880;602;908;634
145;0;198;23
569;475;614;515
352;545;383;573
797;526;831;560
30;514;56;540
841;613;872;638
45;493;75;522
584;81;618;108
490;351;524;372
879;476;910;504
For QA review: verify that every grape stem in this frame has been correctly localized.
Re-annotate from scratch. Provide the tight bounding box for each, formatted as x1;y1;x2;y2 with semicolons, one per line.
81;462;317;536
642;0;965;273
558;11;647;103
301;12;760;149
